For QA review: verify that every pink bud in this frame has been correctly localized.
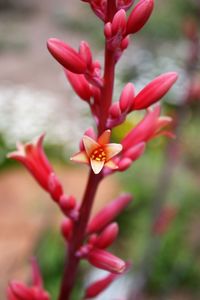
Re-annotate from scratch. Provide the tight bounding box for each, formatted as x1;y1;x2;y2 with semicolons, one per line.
104;22;113;39
59;194;76;212
84;273;118;298
116;0;135;11
112;9;127;36
120;36;130;50
79;41;93;67
87;194;132;234
79;127;97;151
88;249;126;274
123;142;146;161
61;218;73;241
132;72;178;110
48;173;63;202
65;70;92;101
119;83;135;112
47;38;87;74
95;223;119;249
126;0;154;34
109;102;121;119
118;158;132;171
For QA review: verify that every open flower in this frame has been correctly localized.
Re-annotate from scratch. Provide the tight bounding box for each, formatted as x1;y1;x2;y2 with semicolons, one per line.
71;130;122;174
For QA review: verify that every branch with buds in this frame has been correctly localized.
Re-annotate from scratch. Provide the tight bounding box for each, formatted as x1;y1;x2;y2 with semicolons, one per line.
7;1;178;300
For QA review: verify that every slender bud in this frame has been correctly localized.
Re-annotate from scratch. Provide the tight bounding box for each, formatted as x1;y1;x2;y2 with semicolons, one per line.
84;273;118;298
79;41;93;67
65;70;92;101
104;22;113;39
47;38;87;74
109;102;121;119
79;127;97;151
95;223;119;249
61;218;73;241
123;142;146;161
120;36;130;50
131;72;178;110
112;9;127;36
59;194;76;212
88;249;126;274
87;194;132;234
118;158;132;171
126;0;154;34
119;83;135;112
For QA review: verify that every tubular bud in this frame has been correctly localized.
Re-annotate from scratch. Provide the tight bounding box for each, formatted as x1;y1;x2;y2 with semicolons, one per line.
65;71;92;101
112;9;127;36
87;194;132;234
47;38;87;74
84;273;118;298
119;82;135;112
109;102;122;119
79;41;93;67
118;157;133;171
87;249;126;274
123;142;146;161
61;218;74;241
126;0;154;34
95;222;119;249
132;72;178;110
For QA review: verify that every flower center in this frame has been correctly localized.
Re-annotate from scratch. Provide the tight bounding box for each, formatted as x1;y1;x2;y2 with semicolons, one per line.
91;147;106;162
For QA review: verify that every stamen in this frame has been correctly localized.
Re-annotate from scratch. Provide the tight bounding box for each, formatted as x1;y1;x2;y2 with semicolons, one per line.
91;147;106;161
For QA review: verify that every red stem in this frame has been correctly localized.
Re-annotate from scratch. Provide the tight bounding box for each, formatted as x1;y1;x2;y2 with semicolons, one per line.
58;170;102;300
98;0;117;134
58;2;117;299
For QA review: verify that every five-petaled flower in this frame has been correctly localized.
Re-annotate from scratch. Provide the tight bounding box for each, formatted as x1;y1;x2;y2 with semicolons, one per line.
71;130;122;174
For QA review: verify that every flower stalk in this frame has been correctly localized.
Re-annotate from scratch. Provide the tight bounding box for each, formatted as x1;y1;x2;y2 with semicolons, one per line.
7;0;179;300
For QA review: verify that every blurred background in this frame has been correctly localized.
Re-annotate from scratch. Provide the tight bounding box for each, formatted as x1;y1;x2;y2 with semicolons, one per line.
0;0;200;299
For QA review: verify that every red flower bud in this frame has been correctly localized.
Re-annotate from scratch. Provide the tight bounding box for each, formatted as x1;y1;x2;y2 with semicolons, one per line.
88;249;126;274
112;9;127;36
118;157;132;171
84;273;118;298
65;70;92;101
132;72;178;110
109;102;121;119
87;194;132;234
59;195;76;213
104;22;113;39
61;218;73;241
119;82;135;112
121;36;130;50
126;0;154;34
47;38;87;74
79;41;93;67
123;142;146;161
95;222;119;249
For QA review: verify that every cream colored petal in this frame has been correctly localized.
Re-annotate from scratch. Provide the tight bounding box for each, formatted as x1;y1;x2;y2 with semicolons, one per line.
70;151;89;164
105;160;118;170
83;136;100;156
98;130;111;145
90;159;105;174
104;143;123;160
